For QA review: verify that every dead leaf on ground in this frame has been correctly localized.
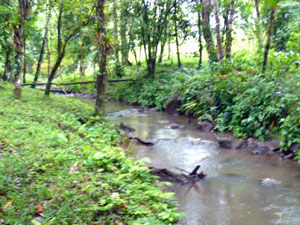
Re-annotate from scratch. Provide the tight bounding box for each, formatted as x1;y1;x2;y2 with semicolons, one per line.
37;204;43;212
2;201;13;211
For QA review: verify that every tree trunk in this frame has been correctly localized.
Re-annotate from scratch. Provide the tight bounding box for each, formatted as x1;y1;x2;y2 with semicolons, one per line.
197;9;203;68
254;0;263;49
174;1;181;67
262;7;275;72
13;0;25;99
45;53;65;96
113;3;120;63
95;0;108;115
168;35;171;60
3;46;13;81
32;4;50;88
158;40;166;63
78;23;85;77
225;0;235;59
202;0;217;63
213;0;223;63
120;2;130;66
45;3;63;96
47;33;51;77
23;35;26;83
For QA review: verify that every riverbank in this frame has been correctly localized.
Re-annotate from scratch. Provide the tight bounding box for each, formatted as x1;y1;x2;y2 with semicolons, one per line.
0;84;183;224
109;61;300;162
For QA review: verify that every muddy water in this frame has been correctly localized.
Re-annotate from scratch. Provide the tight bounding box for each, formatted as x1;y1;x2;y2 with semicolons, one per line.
80;98;300;225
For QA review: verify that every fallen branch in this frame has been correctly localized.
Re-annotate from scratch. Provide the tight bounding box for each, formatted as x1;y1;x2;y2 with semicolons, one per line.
22;79;135;86
129;137;154;146
150;165;206;184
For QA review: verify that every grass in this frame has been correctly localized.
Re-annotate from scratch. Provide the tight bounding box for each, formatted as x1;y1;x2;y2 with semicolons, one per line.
0;84;183;224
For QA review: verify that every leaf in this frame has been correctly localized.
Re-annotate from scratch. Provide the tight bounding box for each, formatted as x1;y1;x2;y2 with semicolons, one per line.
2;201;13;211
37;204;43;212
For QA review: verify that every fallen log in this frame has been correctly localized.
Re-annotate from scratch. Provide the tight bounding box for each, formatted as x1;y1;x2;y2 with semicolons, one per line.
22;79;135;86
150;165;206;184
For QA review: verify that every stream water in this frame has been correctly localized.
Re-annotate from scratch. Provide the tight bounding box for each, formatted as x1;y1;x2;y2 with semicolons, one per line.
81;98;300;225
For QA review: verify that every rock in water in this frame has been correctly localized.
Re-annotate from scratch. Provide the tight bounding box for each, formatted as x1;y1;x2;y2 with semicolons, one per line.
261;178;281;187
169;123;184;129
217;137;235;149
165;93;181;114
196;119;215;132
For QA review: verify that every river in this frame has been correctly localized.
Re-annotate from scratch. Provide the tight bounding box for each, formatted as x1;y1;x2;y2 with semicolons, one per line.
82;98;300;225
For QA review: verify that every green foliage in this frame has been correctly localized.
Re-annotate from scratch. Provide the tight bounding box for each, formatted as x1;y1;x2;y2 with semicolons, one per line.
0;84;183;224
110;68;188;110
111;51;300;161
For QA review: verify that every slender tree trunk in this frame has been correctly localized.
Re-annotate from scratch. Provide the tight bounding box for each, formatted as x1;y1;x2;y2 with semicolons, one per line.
174;1;181;67
95;0;108;115
47;33;51;77
168;35;171;60
13;0;25;99
120;2;131;66
202;0;217;63
225;0;235;59
45;3;63;96
213;0;223;63
23;35;26;83
78;23;85;77
197;9;203;68
113;4;120;63
22;0;31;84
158;40;166;63
45;53;65;95
3;46;13;81
254;0;263;49
32;4;50;88
262;7;275;72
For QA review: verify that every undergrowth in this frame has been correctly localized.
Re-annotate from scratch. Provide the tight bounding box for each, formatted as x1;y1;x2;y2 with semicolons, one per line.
0;84;183;224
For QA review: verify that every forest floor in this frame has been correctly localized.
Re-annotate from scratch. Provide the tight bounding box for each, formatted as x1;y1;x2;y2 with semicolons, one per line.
0;84;183;224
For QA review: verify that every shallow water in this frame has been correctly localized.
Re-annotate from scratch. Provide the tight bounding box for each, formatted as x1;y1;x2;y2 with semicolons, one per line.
83;99;300;225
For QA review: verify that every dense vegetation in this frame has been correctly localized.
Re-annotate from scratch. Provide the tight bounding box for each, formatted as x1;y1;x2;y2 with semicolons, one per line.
1;0;300;223
0;84;182;224
111;50;300;162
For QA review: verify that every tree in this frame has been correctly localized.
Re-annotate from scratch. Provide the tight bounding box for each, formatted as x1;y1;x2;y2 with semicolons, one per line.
202;0;217;63
262;0;279;72
262;6;275;72
254;0;263;49
13;0;26;98
213;0;223;63
120;0;132;66
44;0;90;96
197;1;203;68
95;0;109;115
136;0;173;76
174;0;181;67
0;0;14;81
32;1;51;88
224;0;235;59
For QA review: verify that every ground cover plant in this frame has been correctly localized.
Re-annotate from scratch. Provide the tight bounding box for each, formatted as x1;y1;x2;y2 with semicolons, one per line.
0;84;183;224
